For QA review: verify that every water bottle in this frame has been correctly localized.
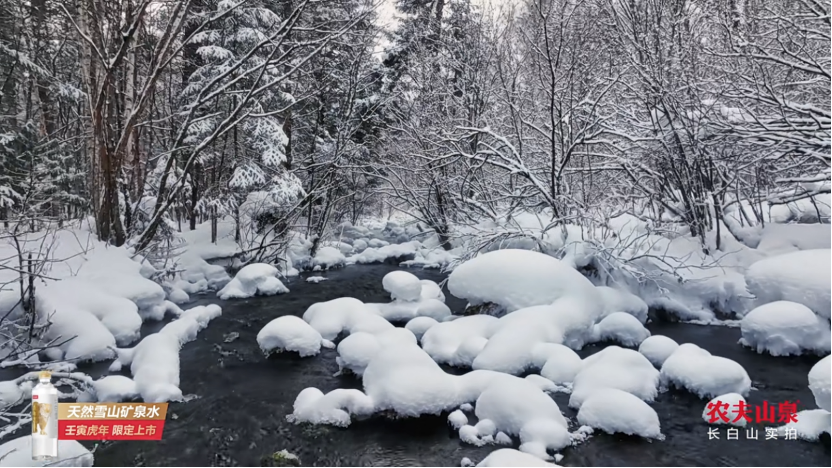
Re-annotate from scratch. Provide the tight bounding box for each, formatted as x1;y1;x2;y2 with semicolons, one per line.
31;370;58;461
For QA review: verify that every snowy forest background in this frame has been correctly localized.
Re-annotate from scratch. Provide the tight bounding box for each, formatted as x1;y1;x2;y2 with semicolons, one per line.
0;0;830;460
1;0;828;257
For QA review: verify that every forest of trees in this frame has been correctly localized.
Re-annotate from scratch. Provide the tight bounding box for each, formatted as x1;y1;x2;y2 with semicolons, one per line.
1;0;828;263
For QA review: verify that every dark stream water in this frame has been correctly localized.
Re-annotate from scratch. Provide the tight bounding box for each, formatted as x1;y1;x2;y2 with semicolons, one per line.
78;264;828;467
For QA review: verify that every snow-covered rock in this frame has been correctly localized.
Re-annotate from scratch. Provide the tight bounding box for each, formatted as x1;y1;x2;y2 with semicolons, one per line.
570;347;659;408
739;301;830;356
809;356;831;412
638;335;679;368
472;294;604;374
449;410;468;429
92;375;138;403
0;436;93;467
382;271;423;302
405;316;439;341
701;393;748;427
302;297;379;340
448;249;599;313
596;286;648;323
476;449;555;467
124;304;221;403
422;315;498;366
368;298;451;322
475;377;568;435
660;343;751;398
745;250;831;319
775;409;831;442
217;263;288;299
419;280;445;302
362;342;463;416
257;315;329;357
287;387;374;427
590;312;651;347
475;377;571;457
336;328;416;376
306;276;328;283
539;345;582;385
517;419;570;459
577;388;663;439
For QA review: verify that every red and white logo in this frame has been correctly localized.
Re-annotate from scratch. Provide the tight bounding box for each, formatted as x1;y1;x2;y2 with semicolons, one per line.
33;395;38;400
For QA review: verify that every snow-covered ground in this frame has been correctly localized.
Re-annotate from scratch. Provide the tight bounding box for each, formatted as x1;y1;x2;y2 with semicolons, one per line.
0;221;225;445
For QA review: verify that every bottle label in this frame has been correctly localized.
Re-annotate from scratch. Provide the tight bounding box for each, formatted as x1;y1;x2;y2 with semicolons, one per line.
32;394;58;439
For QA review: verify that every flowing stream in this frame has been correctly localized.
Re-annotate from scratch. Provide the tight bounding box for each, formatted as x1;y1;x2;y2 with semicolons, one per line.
88;264;829;467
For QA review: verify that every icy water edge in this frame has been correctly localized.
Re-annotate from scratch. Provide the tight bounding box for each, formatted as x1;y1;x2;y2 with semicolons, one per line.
86;263;829;467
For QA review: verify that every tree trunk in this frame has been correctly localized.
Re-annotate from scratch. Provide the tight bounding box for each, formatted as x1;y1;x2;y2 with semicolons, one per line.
31;0;54;137
190;163;199;230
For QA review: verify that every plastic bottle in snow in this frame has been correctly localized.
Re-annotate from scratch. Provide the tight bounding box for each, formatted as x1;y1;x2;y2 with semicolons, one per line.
31;370;58;461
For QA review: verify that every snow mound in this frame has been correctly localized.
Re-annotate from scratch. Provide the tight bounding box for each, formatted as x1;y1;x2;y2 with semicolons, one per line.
448;249;598;312
475;377;570;455
472;295;604;374
660;343;751;398
809;356;831;412
78;268;166;320
336;328;417;376
287;387;374;427
0;436;93;467
92;375;137;402
701;393;748;426
776;409;831;442
638;335;679;367
362;342;464;416
313;246;346;269
306;276;328;283
745;250;831;319
217;263;289;299
739;301;830;356
590;312;650;347
257;315;327;357
570;346;659;408
419;279;445;302
596;286;648;323
539;345;582;385
302;297;380;340
476;449;556;467
42;279;143;346
405;316;439;341
577;388;662;439
368;298;451;322
517;419;570;459
421;315;498;366
40;299;116;363
449;409;468;429
129;332;183;403
125;304;221;403
382;271;423;301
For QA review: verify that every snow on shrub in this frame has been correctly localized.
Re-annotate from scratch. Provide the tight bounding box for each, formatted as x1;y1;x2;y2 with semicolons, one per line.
638;335;679;368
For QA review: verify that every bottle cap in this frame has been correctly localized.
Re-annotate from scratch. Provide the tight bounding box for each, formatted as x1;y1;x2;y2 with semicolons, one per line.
38;370;52;380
